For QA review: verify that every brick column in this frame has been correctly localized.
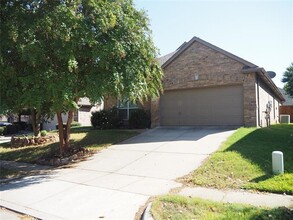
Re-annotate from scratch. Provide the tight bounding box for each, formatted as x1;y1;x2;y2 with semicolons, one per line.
243;72;257;126
150;98;160;128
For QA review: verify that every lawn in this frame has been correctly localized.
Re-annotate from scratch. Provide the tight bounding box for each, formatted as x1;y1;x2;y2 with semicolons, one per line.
151;195;293;220
0;126;139;163
183;124;293;195
0;168;22;179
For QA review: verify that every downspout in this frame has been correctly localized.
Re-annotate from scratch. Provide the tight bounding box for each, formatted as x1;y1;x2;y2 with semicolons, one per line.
256;75;261;127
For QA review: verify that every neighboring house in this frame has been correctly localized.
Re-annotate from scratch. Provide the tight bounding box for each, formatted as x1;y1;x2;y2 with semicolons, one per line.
279;88;293;122
105;36;285;127
43;98;103;130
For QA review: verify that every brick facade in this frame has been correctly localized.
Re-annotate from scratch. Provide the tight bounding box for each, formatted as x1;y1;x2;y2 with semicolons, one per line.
150;41;273;127
104;38;283;128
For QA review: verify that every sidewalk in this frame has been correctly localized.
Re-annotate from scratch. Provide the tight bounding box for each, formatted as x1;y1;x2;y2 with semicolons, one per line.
179;187;293;208
0;136;11;144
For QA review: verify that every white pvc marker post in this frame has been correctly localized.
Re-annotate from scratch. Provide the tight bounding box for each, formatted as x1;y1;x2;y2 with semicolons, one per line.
272;151;284;174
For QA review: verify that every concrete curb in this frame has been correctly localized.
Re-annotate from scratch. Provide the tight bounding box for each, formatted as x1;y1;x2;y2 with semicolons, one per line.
141;202;154;220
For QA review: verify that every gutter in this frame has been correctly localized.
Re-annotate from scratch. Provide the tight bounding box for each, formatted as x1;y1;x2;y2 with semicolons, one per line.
256;75;261;127
241;67;285;103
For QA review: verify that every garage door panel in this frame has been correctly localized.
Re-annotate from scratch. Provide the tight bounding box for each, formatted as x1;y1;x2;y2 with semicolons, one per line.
160;85;243;126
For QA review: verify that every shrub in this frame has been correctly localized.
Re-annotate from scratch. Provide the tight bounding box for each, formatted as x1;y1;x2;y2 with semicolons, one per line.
5;124;18;134
40;130;47;137
71;121;81;127
91;107;120;129
0;127;6;136
13;122;28;130
129;109;151;129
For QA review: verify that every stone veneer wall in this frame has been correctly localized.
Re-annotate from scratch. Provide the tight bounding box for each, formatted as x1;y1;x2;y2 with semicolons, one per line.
151;41;258;127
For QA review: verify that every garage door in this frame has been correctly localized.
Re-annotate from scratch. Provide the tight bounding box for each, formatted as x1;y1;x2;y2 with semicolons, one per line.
160;85;243;126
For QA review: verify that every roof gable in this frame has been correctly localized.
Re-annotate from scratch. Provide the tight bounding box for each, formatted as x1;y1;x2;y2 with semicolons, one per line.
161;36;257;69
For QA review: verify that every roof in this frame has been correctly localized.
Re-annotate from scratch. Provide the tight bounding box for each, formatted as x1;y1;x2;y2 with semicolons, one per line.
242;67;285;102
279;88;293;106
158;36;285;102
158;51;177;66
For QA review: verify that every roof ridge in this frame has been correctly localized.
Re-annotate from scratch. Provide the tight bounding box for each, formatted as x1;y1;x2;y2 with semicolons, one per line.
162;36;258;69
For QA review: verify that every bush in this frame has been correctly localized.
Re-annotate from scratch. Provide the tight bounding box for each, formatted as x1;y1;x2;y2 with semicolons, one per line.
71;121;81;127
40;130;47;137
129;109;151;129
0;127;6;136
91;107;120;129
5;124;18;134
13;122;28;130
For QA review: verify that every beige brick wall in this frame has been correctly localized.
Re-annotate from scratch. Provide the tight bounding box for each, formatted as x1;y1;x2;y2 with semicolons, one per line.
151;41;258;127
104;96;151;112
243;72;257;126
257;79;280;126
162;42;245;91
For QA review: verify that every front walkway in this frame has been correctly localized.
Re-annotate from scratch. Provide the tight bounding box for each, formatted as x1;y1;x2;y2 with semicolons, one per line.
180;187;293;208
0;127;235;220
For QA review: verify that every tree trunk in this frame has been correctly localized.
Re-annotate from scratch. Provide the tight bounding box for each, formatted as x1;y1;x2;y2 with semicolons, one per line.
31;109;41;136
64;97;79;151
64;109;74;151
57;112;65;156
57;98;79;155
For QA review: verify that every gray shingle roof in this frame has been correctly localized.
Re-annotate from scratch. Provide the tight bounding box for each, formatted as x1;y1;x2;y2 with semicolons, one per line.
279;88;293;106
158;51;177;66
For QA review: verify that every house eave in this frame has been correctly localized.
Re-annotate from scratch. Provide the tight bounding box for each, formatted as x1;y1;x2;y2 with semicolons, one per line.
241;67;285;102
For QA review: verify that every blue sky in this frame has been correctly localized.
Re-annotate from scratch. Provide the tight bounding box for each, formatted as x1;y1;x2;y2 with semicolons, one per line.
134;0;293;88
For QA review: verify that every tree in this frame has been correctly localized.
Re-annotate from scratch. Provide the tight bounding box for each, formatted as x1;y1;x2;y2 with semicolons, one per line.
282;63;293;97
0;0;163;155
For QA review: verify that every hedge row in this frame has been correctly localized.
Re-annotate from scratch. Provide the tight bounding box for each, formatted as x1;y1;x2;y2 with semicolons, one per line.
91;108;150;129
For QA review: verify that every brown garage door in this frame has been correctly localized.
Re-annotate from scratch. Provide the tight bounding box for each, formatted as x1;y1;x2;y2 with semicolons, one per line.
160;85;243;126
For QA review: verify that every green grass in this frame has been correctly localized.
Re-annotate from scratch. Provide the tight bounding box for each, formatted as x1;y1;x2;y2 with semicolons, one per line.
184;124;293;194
151;195;293;220
0;127;139;163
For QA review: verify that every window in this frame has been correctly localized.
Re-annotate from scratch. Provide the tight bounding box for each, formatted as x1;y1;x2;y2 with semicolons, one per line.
117;100;138;120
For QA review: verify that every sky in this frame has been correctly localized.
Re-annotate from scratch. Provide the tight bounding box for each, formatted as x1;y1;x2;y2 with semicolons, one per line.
134;0;293;88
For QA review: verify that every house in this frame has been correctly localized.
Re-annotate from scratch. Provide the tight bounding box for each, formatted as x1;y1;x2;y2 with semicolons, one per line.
279;88;293;122
105;36;285;127
42;98;103;130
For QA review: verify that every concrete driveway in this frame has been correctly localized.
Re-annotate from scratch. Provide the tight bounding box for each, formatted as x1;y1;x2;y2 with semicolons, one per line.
0;127;236;220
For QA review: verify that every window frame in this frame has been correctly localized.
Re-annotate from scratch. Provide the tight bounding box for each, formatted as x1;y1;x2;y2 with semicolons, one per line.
117;100;138;120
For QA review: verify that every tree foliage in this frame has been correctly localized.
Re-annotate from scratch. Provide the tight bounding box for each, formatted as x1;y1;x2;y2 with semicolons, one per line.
0;0;163;155
282;63;293;97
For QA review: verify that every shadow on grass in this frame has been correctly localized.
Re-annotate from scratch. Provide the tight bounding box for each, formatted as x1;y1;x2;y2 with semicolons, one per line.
70;128;140;150
224;124;293;180
0;142;59;163
250;206;293;220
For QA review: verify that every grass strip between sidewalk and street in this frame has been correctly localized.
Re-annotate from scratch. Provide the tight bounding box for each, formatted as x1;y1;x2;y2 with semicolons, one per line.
151;195;293;220
182;124;293;195
0;127;139;163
